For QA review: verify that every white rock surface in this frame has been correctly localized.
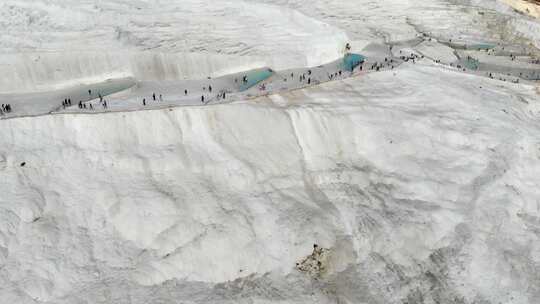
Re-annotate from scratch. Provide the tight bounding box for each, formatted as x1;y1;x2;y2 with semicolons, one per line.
1;1;540;303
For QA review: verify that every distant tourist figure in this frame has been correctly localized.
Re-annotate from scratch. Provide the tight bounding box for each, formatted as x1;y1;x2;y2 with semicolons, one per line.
201;95;205;103
153;93;156;101
90;103;93;110
185;89;188;95
88;89;92;96
307;78;311;85
209;85;212;92
143;98;146;106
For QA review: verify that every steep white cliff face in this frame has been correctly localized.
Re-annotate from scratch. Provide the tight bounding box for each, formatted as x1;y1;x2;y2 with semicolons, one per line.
2;0;539;94
1;63;540;303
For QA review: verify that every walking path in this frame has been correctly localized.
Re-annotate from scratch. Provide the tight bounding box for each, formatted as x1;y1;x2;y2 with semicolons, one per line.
1;38;539;120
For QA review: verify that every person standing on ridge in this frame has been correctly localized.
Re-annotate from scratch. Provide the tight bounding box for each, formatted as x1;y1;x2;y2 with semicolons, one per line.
153;93;156;101
143;98;146;106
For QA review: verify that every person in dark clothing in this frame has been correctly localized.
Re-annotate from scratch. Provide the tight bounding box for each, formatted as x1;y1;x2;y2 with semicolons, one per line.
223;92;226;99
153;93;156;101
201;95;205;103
83;104;87;109
209;85;212;92
68;98;71;106
88;89;92;96
185;89;188;95
90;103;93;110
307;78;311;85
143;98;146;106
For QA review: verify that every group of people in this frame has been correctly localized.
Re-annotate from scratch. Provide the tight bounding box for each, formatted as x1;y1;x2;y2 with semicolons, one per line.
201;85;230;104
142;92;163;106
60;94;108;110
77;100;108;110
60;90;112;111
327;70;343;80
138;85;228;106
1;104;12;114
62;98;72;109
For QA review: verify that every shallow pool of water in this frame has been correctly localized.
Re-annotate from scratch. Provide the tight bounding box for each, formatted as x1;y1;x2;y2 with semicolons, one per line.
342;54;366;72
239;68;274;91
